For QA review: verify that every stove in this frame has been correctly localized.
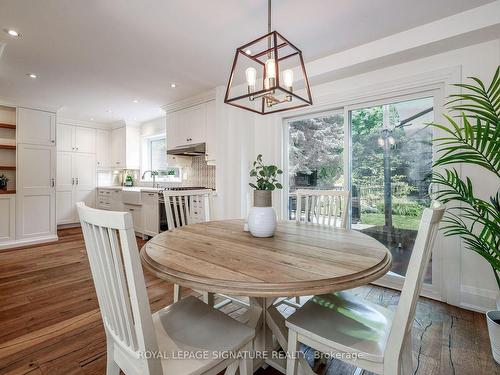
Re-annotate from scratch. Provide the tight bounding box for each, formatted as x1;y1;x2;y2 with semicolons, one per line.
158;187;212;231
163;186;207;191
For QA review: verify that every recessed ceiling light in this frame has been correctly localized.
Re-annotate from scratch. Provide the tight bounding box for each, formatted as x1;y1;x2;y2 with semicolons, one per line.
26;73;37;79
90;117;94;121
245;49;252;55
170;83;176;88
4;29;20;37
132;99;139;103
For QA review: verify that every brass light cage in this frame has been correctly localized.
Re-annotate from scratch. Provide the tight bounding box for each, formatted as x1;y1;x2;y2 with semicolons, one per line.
224;1;312;115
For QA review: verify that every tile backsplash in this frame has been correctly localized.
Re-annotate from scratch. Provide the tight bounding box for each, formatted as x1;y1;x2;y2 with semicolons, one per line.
185;156;216;189
97;156;216;190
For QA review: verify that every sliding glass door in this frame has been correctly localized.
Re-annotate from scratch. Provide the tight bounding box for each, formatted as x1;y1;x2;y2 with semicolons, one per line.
350;96;434;285
285;111;344;220
284;91;441;296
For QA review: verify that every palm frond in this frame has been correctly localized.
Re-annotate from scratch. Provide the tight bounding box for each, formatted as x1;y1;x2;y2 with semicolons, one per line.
446;66;500;124
430;114;500;177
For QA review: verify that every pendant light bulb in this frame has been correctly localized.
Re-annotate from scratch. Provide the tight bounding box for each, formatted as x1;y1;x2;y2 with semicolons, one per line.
283;69;294;89
265;59;276;79
245;67;257;87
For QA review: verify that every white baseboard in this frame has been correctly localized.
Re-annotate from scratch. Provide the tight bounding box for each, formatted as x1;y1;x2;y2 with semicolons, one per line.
460;285;498;313
57;223;81;229
0;235;59;251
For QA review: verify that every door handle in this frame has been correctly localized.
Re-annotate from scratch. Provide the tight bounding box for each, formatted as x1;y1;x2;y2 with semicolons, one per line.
72;178;75;185
76;177;79;185
51;178;55;187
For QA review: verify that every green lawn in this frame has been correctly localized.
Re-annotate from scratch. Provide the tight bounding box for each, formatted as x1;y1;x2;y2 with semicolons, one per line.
360;213;421;230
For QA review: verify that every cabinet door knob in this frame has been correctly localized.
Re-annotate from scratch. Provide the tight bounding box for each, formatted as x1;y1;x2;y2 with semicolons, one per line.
72;178;75;185
51;178;55;187
76;178;79;185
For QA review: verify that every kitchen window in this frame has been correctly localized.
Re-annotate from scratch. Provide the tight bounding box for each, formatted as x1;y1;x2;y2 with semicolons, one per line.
144;136;181;181
150;138;167;171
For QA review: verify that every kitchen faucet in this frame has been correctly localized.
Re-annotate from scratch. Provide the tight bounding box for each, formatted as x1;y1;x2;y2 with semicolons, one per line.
142;170;159;188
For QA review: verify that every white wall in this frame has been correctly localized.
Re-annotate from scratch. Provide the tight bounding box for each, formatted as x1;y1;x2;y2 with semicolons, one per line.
141;116;165;138
213;38;500;311
140;116;166;175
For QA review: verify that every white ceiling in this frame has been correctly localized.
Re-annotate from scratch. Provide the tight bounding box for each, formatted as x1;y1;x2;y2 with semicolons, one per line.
0;0;494;124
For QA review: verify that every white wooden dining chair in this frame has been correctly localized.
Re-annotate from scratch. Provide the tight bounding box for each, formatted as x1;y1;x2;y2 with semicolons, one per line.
285;204;445;375
162;190;215;305
280;189;350;309
76;202;254;375
295;189;350;229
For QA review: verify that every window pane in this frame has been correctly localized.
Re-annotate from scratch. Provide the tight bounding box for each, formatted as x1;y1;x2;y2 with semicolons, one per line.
350;96;433;282
151;138;167;171
287;112;344;219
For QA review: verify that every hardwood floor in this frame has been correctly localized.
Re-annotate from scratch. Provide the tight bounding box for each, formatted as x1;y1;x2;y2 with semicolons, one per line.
0;228;498;375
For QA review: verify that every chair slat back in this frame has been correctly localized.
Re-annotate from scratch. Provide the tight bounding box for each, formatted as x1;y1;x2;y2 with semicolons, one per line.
385;203;445;370
295;189;350;229
163;189;213;229
77;203;162;374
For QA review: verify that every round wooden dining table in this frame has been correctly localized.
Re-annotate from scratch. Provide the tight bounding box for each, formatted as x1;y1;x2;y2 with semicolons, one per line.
140;219;391;374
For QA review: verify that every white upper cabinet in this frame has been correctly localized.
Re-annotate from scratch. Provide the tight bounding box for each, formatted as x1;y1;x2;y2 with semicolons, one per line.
57;124;74;152
110;126;140;169
56;124;95;153
205;100;216;162
111;126;126;168
167;102;208;150
74;126;96;153
96;129;110;168
17;108;56;146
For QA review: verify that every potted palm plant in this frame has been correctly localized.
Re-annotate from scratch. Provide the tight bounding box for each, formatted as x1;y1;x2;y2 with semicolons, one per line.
429;66;499;362
248;154;283;237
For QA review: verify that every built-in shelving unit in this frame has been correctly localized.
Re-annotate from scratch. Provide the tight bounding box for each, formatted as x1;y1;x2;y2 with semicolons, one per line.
0;105;16;194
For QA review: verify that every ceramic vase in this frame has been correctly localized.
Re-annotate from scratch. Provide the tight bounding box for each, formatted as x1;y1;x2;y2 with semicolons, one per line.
486;310;500;364
248;190;277;237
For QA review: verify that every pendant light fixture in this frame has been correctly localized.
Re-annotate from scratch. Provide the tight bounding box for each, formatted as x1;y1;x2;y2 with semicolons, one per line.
224;0;313;115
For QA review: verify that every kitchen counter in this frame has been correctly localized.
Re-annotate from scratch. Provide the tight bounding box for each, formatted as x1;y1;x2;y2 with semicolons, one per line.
97;186;165;193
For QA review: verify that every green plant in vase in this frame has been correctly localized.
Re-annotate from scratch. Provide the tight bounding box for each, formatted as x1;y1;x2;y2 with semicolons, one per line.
248;154;283;237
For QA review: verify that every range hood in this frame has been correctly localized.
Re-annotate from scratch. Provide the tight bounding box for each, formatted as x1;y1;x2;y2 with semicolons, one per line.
167;142;206;156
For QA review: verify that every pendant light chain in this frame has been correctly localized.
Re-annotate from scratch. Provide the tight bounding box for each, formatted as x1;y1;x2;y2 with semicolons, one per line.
268;0;272;55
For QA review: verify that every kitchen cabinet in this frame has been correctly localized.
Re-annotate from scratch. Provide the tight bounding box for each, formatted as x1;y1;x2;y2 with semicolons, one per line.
57;124;96;153
57;152;96;224
16;144;56;239
111;126;126;167
17;108;56;146
123;203;142;233
166;100;216;161
0;195;15;242
96;129;110;168
111;126;140;169
167;103;207;150
205;100;216;162
97;188;123;211
141;191;159;236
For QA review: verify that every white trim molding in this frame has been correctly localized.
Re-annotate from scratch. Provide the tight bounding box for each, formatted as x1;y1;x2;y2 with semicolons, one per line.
0;235;59;251
162;89;215;113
